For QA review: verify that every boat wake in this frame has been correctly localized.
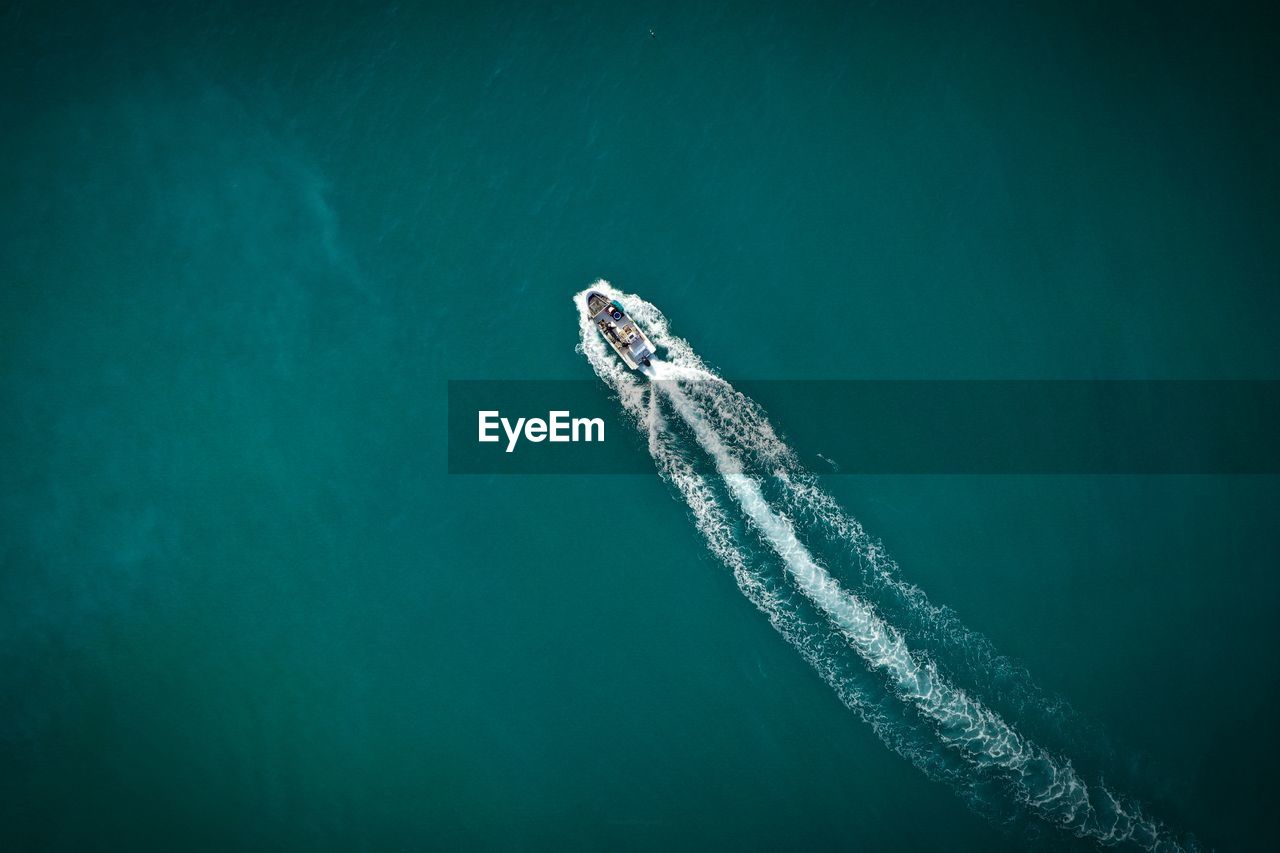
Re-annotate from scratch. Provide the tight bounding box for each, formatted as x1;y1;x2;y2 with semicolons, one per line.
575;280;1194;851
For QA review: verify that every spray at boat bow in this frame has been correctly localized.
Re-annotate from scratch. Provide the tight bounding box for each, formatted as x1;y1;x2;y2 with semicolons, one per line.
584;290;656;369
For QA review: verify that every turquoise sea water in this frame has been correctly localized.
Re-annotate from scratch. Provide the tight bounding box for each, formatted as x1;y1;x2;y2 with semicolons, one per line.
3;1;1278;850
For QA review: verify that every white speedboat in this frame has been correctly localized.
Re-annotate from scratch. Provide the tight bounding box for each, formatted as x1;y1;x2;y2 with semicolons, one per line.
584;291;656;369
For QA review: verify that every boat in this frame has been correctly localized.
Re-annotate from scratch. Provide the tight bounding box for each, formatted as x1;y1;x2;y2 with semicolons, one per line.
584;291;656;369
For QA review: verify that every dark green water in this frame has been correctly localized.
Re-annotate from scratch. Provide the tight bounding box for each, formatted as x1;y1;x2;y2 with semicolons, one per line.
2;1;1278;850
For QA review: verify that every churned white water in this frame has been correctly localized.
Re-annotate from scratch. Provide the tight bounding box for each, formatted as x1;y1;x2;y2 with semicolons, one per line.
576;281;1190;851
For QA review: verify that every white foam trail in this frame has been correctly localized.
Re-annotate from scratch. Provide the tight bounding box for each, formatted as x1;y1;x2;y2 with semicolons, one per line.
658;378;1176;849
575;280;1190;850
673;372;1104;757
579;286;977;794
